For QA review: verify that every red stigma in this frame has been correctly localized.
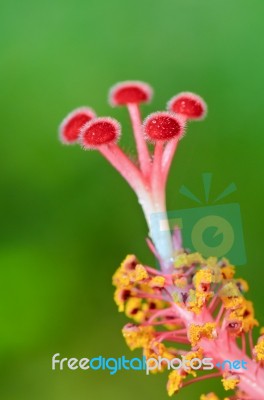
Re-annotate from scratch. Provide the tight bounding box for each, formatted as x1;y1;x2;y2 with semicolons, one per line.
59;107;96;144
109;81;153;106
144;112;185;141
167;92;207;120
80;117;121;149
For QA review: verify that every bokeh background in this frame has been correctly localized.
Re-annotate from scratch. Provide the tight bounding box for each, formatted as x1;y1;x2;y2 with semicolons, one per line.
1;1;264;399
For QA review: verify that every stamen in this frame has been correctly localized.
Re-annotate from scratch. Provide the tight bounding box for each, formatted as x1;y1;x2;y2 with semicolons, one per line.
248;330;254;356
182;372;222;388
242;332;246;353
216;304;225;324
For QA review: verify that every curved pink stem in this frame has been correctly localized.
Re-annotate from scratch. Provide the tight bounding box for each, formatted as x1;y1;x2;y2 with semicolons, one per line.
127;103;151;178
99;143;146;193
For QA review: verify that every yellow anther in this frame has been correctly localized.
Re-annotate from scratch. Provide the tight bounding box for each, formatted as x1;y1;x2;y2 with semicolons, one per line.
167;370;185;396
253;336;264;362
122;325;154;350
221;374;239;391
188;322;217;347
149;276;165;288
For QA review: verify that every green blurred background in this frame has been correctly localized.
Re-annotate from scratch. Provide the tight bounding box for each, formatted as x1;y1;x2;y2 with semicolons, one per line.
1;0;264;399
